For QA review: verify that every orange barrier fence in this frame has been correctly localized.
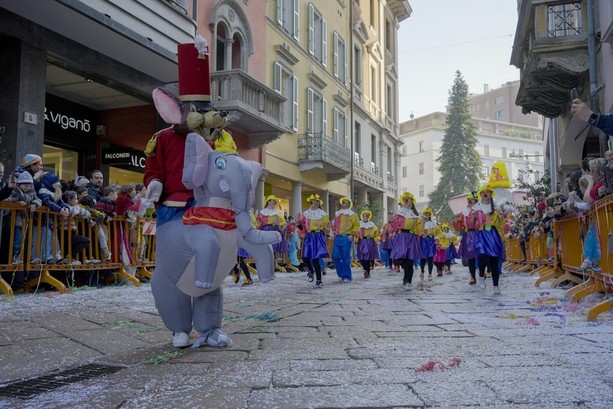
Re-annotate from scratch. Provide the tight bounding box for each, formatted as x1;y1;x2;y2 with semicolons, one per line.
505;195;613;320
0;203;156;296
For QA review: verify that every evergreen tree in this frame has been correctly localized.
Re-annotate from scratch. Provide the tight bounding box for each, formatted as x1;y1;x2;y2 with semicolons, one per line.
428;70;483;222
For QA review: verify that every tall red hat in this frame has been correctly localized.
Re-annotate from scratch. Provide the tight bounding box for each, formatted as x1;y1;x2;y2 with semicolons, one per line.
178;36;214;111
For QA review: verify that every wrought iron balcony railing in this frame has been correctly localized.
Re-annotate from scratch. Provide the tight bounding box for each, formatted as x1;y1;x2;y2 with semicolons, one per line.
298;132;351;180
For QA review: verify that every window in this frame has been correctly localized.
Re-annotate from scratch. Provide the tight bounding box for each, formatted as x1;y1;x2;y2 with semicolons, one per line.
402;166;407;178
307;88;327;136
419;184;424;198
273;62;298;130
333;107;347;146
495;111;504;121
418;140;424;152
418;162;424;175
386;82;393;118
548;3;582;37
482;165;490;178
385;19;392;51
371;134;377;161
333;32;347;83
308;4;327;66
353;45;362;87
369;0;376;26
354;121;361;157
495;96;504;105
501;147;507;158
370;66;377;105
387;146;392;178
484;145;490;157
277;0;299;39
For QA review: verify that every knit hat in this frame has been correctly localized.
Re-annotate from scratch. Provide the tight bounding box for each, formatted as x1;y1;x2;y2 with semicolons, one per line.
74;175;90;187
22;154;42;168
17;172;33;185
41;172;60;190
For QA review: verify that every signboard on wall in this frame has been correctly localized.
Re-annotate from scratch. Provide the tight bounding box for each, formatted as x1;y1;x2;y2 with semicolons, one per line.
44;94;96;147
101;145;146;172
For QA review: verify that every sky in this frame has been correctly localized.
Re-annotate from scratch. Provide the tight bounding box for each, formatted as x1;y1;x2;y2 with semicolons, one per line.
397;0;521;122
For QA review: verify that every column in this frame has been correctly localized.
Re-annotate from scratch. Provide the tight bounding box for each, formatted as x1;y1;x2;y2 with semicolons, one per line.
225;39;233;70
0;37;46;173
290;181;302;218
356;188;368;206
322;190;330;215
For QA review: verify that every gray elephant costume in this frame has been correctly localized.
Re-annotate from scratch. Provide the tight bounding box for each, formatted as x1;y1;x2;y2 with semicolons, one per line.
144;37;280;348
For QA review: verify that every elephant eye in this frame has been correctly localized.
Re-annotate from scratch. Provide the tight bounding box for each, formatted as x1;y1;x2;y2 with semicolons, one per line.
215;157;227;170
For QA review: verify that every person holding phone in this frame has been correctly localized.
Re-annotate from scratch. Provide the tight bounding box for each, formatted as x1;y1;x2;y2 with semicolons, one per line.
571;98;613;134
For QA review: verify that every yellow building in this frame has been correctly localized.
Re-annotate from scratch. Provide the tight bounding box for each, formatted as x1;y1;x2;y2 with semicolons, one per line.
264;0;411;221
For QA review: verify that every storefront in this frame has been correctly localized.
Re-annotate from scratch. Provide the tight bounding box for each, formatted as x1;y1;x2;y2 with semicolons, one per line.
42;94;97;182
102;146;146;186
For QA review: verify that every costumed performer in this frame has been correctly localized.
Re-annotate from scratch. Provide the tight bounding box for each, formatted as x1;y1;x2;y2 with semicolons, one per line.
419;207;437;280
331;196;359;282
299;194;330;288
454;191;479;285
389;192;423;289
473;184;504;294
356;210;380;279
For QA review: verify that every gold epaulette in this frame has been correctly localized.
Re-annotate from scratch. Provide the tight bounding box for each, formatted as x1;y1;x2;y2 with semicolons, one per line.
144;127;172;157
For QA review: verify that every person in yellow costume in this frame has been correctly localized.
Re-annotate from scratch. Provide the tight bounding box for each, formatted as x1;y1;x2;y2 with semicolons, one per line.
389;192;423;289
473;184;504;294
419;207;438;281
257;195;288;258
331;196;360;282
299;194;330;288
356;210;380;279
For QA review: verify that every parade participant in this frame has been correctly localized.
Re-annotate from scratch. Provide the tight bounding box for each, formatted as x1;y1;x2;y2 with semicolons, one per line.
299;194;330;288
389;192;423;289
144;36;279;349
357;210;380;278
419;207;437;280
473;184;504;294
433;223;458;275
256;195;287;265
454;192;479;285
443;224;459;273
378;222;391;270
331;196;359;282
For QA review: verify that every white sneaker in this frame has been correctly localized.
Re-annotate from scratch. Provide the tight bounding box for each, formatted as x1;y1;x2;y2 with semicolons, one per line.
577;259;592;271
478;276;486;290
493;286;501;295
172;332;191;348
404;282;413;290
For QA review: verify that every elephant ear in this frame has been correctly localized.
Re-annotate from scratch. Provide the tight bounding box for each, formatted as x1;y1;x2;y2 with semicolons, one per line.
183;133;211;189
247;161;262;207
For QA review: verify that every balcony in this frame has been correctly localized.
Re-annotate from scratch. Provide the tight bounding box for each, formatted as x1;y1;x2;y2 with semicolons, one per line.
353;164;383;191
511;1;588;118
298;132;351;180
1;0;196;83
211;69;290;148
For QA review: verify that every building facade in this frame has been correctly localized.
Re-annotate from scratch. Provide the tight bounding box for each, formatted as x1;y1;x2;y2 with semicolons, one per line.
263;0;410;221
511;0;613;190
399;111;544;211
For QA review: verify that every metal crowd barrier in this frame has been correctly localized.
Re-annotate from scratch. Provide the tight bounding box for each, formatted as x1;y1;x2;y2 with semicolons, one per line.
504;195;613;320
0;203;156;296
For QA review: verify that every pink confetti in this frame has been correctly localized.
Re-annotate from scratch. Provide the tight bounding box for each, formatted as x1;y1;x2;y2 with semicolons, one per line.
416;358;462;372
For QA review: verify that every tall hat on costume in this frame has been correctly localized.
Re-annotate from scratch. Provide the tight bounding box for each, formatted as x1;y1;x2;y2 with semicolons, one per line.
178;35;214;112
467;191;478;201
339;196;353;208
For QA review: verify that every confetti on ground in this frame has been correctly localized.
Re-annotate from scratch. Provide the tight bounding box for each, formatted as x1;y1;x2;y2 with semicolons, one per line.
416;357;462;372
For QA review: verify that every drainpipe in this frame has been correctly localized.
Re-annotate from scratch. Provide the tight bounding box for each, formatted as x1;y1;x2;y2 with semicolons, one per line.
349;1;355;203
549;118;558;192
586;0;605;155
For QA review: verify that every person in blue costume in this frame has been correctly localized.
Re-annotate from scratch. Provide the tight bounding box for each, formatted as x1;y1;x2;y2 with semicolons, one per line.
472;184;504;295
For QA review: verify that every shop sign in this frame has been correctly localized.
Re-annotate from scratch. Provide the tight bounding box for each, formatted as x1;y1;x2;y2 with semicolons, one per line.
102;148;132;165
102;146;146;171
44;94;95;139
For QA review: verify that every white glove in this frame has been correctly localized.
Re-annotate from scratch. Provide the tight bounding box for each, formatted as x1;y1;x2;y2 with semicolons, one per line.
146;180;163;203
